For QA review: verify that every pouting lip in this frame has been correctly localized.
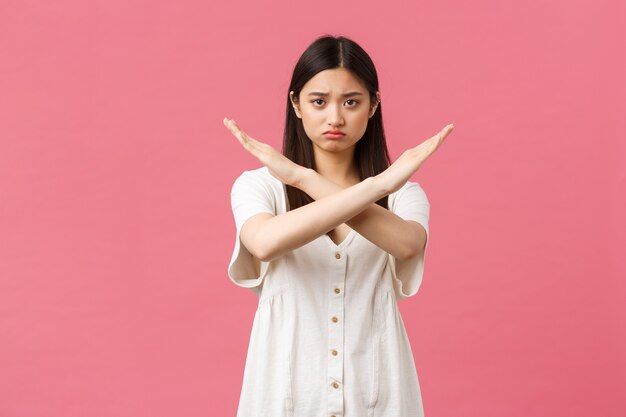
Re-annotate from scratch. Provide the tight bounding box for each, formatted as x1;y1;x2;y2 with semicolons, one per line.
324;130;345;135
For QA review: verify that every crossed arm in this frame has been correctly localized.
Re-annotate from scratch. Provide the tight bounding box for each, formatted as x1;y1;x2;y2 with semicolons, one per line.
241;169;426;263
224;117;444;265
298;168;427;260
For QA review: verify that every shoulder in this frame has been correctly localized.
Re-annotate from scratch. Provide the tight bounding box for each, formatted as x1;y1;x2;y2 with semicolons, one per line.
388;180;429;211
389;180;427;200
394;180;424;193
234;166;280;185
231;166;284;199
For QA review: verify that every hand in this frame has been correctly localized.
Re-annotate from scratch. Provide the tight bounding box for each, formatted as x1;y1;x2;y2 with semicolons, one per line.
377;123;454;194
223;117;306;187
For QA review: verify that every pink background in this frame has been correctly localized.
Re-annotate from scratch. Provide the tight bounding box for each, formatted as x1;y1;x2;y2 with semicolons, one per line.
1;0;624;416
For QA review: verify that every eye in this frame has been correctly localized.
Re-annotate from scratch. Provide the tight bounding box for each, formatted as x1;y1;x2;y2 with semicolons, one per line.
310;98;359;107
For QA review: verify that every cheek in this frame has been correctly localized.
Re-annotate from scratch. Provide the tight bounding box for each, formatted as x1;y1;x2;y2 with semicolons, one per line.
351;111;371;132
300;117;320;141
301;108;322;123
300;111;323;133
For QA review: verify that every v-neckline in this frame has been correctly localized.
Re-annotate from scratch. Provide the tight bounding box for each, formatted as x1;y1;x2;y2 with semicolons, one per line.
273;168;358;249
323;228;357;249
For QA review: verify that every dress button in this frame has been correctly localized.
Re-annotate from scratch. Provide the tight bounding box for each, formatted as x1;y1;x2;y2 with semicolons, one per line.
331;316;338;323
331;349;338;356
334;252;341;259
334;288;340;294
331;382;339;389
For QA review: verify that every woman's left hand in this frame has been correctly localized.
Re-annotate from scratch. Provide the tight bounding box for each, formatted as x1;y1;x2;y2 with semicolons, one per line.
223;117;306;187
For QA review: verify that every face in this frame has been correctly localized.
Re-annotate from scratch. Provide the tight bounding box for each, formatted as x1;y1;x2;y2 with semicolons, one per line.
290;67;380;158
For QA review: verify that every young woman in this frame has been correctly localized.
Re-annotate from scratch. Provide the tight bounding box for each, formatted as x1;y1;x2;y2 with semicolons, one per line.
223;35;453;417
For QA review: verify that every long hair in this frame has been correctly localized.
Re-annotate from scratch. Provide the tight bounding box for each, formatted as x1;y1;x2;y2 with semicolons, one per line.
282;35;391;211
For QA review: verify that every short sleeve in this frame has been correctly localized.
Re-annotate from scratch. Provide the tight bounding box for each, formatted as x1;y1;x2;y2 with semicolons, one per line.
227;170;276;295
388;181;430;300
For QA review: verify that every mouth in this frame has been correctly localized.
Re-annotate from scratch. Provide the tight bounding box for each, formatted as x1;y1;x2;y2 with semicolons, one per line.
323;131;346;139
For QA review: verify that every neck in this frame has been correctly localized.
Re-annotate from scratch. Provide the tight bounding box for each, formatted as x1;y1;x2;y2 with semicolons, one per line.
313;146;360;186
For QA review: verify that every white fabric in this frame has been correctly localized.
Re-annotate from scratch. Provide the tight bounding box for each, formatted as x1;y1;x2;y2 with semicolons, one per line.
228;166;430;417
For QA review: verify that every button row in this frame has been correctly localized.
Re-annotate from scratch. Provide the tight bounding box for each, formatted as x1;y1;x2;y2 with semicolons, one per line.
330;251;343;417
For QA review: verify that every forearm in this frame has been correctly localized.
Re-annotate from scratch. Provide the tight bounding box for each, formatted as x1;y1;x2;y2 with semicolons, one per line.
297;168;425;260
259;175;387;261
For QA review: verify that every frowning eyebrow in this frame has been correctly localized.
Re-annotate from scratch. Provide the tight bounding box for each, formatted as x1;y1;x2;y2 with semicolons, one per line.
307;91;365;97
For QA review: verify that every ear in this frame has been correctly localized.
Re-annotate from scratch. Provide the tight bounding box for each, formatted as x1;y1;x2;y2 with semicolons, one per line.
369;91;381;118
290;91;302;119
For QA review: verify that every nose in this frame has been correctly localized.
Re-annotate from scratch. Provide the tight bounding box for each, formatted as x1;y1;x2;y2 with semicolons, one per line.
327;103;344;127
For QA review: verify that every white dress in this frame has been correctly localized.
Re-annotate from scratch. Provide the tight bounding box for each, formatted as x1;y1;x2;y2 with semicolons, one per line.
228;166;430;417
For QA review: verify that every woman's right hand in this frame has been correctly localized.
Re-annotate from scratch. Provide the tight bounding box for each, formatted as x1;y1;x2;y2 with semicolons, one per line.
223;117;307;187
377;123;454;194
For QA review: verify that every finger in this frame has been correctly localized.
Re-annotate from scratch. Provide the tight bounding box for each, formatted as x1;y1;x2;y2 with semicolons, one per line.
224;118;252;146
223;118;242;137
223;118;252;150
435;123;455;144
416;123;454;154
224;118;261;147
224;118;267;158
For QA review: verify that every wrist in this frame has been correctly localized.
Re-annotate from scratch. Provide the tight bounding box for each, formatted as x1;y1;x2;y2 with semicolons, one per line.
293;167;315;191
370;173;391;198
